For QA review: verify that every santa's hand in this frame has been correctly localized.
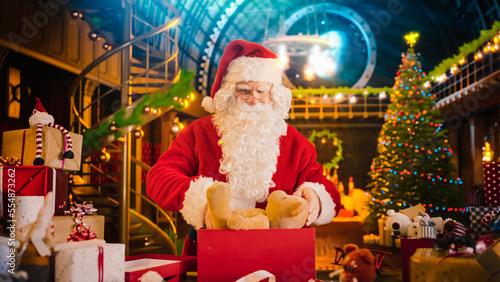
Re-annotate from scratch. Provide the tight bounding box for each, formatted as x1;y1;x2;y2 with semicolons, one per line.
204;205;213;229
293;187;320;226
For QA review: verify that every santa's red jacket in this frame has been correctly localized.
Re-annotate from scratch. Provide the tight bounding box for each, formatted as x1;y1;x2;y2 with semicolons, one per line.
146;116;341;230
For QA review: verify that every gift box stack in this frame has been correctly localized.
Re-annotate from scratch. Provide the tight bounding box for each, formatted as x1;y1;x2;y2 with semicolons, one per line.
468;163;500;236
0;99;126;281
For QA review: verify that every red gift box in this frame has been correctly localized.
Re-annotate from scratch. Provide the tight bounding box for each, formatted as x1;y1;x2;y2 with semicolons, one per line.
125;254;196;282
0;166;68;219
401;238;437;282
197;228;315;282
483;162;500;206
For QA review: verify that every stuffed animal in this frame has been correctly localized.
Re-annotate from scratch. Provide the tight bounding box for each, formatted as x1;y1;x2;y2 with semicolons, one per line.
407;216;422;239
385;209;412;238
265;190;309;229
340;244;376;282
206;182;269;230
29;98;74;165
206;183;309;230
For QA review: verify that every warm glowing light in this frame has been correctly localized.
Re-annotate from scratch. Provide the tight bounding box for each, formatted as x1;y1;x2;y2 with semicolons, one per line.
458;57;467;65
483;141;493;161
303;65;315;81
379;91;387;99
336;92;343;100
450;64;458;75
350;96;357;103
404;32;419;47
474;51;484;61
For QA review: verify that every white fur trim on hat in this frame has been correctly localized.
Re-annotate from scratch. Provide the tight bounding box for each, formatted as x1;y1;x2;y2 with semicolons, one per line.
298;182;336;225
223;56;282;86
202;96;216;113
180;176;216;230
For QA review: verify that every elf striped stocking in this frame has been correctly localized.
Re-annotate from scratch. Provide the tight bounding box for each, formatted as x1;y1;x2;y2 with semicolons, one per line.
33;123;74;165
47;123;74;159
33;123;44;165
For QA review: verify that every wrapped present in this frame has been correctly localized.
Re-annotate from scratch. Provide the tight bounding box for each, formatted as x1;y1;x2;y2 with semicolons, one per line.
476;238;500;281
0;166;68;231
197;228;315;281
467;184;486;206
2;127;82;171
483;162;500;206
409;248;490;282
125;254;197;282
401;238;438;282
54;240;125;282
417;214;437;239
469;206;500;234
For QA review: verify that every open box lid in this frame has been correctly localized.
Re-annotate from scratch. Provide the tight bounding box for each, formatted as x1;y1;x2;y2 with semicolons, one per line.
125;254;196;282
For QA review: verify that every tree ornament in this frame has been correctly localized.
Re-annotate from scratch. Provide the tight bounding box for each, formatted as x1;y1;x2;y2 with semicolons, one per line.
109;121;119;132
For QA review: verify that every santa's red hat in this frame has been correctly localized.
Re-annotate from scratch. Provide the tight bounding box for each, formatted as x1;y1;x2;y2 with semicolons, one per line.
202;40;283;112
34;98;47;112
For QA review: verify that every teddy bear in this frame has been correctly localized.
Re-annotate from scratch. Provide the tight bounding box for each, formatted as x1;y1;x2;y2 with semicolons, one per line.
385;209;412;238
330;244;376;282
205;182;309;230
265;190;309;229
406;216;421;239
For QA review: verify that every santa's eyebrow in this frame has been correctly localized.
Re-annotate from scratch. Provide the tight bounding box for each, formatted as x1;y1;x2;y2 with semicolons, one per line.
236;84;251;90
257;86;271;92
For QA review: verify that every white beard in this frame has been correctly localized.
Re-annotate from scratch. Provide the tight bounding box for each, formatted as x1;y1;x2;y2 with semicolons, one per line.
29;110;54;127
213;97;288;205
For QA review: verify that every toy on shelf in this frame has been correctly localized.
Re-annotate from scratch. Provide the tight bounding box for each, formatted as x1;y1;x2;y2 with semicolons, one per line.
329;244;392;282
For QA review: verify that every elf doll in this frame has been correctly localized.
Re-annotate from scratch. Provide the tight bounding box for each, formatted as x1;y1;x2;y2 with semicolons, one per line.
29;98;74;165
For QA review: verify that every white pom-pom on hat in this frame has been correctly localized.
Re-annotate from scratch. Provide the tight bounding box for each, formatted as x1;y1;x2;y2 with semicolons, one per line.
202;96;216;113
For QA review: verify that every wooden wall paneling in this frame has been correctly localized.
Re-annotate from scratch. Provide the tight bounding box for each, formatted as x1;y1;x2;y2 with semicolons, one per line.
67;13;81;65
47;9;65;59
24;0;46;52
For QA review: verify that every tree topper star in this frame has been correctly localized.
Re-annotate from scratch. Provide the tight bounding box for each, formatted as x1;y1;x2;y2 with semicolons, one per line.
405;32;419;48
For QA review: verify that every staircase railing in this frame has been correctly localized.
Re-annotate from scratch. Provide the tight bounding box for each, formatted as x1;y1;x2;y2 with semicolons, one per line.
69;0;180;138
68;0;182;254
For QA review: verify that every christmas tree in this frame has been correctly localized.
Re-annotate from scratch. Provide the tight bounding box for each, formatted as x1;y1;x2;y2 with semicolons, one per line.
365;32;464;230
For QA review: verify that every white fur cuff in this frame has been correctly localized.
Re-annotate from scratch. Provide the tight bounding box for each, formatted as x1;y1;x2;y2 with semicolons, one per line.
299;182;336;225
180;176;216;230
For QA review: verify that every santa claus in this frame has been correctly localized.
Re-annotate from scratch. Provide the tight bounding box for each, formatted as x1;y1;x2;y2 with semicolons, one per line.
146;40;341;255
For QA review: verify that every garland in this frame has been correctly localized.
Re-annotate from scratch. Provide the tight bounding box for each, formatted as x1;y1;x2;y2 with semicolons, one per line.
292;86;392;98
427;21;500;79
82;69;195;151
307;129;343;170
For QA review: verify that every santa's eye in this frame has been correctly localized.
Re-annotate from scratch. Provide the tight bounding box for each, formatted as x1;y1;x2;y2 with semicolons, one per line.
349;268;354;273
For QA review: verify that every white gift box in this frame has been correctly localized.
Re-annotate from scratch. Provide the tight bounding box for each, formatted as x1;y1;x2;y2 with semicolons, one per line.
54;240;125;282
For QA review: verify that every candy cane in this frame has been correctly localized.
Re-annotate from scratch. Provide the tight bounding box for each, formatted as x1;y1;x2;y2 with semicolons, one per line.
481;210;499;224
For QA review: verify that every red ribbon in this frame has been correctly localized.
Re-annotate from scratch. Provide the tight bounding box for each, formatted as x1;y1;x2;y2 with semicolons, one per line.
61;133;66;169
98;246;104;282
21;129;27;164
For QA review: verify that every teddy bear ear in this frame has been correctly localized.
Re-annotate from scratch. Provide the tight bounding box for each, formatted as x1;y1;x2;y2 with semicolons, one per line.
387;209;395;216
344;244;359;254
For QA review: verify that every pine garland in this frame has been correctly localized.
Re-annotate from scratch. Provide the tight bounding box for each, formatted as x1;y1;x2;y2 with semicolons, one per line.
427;21;500;79
292;86;393;97
82;70;195;152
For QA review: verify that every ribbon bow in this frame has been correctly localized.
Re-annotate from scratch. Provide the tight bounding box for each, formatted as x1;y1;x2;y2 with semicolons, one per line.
67;222;98;242
468;184;484;195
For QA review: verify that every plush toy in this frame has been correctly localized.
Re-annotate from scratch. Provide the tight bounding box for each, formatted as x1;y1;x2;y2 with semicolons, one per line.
265;190;309;229
407;216;421;239
206;183;309;230
29;98;74;165
340;244;376;282
385;209;412;238
206;182;269;230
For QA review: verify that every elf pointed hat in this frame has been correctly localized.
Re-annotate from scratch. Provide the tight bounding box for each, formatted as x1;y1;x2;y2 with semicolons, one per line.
202;40;283;112
35;98;46;112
